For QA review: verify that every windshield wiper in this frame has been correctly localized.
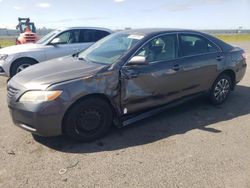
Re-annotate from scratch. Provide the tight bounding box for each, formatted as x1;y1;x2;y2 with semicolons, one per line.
77;57;104;65
78;57;86;61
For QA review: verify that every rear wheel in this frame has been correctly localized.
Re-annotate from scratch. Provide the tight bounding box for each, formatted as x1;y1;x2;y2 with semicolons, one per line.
63;97;113;142
209;74;232;105
10;59;37;77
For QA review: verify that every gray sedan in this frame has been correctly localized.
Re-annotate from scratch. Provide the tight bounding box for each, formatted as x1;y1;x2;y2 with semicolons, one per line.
7;29;247;142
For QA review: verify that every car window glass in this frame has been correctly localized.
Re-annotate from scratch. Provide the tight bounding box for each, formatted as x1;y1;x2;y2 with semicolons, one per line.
94;30;110;41
73;30;80;43
180;34;219;57
79;30;110;43
20;23;35;33
37;30;61;44
78;33;143;65
134;34;177;63
55;30;76;44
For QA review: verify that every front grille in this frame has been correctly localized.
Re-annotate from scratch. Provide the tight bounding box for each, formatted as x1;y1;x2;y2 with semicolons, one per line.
7;86;19;99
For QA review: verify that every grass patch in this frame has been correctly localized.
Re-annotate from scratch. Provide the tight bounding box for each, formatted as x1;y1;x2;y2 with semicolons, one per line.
0;34;249;48
215;34;250;43
0;38;15;48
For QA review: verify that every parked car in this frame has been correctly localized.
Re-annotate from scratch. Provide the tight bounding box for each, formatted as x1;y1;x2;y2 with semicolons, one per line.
0;27;112;77
7;29;247;142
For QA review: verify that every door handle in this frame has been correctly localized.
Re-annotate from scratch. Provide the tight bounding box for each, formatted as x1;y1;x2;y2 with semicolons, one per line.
172;64;182;71
121;69;139;79
128;74;138;78
216;56;224;61
123;72;138;79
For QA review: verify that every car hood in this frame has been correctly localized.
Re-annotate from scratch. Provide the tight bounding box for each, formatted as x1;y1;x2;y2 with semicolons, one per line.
0;43;45;54
10;56;106;90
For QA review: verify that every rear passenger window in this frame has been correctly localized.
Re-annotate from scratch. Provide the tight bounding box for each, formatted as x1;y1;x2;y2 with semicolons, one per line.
179;34;219;57
79;30;110;43
95;30;110;40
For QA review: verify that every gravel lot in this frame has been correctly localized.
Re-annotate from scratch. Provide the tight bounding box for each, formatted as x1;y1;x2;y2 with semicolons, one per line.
0;42;250;188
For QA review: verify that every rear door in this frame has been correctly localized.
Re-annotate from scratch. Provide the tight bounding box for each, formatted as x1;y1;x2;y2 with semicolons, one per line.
177;33;223;96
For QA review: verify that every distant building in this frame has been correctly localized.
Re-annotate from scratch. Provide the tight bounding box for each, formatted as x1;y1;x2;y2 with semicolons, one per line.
0;28;18;36
0;28;52;37
201;29;250;34
0;28;250;37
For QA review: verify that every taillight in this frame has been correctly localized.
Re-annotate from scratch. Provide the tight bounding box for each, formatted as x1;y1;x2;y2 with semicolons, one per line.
242;52;247;60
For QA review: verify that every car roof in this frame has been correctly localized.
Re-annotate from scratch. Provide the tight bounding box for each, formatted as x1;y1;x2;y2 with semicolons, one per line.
119;28;204;36
118;28;233;52
57;27;113;33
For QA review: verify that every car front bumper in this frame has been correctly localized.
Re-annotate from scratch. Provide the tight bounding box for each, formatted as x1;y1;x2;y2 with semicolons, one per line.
0;59;11;77
0;64;7;76
8;101;67;137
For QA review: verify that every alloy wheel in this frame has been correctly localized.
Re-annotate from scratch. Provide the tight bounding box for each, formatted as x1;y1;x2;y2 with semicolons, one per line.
214;78;230;102
16;64;31;73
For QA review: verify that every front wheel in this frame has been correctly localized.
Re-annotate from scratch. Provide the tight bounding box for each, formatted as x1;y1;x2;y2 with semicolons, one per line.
209;74;232;105
10;59;37;77
63;97;113;142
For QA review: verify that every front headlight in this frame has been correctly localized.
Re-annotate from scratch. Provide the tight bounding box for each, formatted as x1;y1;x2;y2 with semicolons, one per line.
0;54;8;61
19;90;62;102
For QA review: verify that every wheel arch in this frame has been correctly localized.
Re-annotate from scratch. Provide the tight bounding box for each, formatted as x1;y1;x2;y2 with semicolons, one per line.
10;57;39;76
218;69;236;90
62;93;120;133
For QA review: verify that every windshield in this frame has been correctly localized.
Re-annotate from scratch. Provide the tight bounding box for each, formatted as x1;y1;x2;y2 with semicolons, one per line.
36;30;61;44
20;23;36;33
78;33;144;65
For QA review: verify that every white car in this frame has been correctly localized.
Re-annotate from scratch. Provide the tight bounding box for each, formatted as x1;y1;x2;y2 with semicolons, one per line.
0;27;112;77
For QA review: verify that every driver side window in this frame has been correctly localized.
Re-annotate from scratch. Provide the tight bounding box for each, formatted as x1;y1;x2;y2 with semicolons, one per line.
135;34;177;63
54;30;77;44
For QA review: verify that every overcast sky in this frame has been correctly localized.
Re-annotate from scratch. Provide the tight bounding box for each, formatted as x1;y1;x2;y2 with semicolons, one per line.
0;0;249;30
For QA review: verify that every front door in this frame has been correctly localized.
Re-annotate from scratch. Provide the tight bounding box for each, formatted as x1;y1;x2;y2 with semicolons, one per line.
120;34;183;114
44;29;84;60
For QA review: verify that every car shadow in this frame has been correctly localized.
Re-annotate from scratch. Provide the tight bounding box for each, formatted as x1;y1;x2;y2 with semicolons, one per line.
33;85;250;153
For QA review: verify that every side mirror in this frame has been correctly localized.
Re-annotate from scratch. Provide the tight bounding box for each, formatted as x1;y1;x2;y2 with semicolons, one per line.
72;52;80;57
128;56;148;65
50;38;60;45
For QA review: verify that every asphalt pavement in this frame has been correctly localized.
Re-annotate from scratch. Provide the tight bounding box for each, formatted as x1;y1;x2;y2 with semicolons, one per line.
0;42;250;188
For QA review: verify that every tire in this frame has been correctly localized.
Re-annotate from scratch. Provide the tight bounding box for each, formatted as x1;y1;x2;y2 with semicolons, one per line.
10;59;37;77
209;74;232;105
63;97;113;142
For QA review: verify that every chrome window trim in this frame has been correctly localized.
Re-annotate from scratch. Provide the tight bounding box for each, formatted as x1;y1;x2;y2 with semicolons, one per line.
175;51;220;60
123;31;222;67
130;51;220;65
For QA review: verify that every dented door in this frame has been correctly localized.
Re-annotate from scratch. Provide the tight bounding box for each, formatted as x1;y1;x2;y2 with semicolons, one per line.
120;60;183;114
120;33;183;114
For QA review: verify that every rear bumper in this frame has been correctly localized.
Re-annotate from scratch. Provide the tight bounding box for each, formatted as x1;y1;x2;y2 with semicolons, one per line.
8;101;67;136
236;61;247;84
